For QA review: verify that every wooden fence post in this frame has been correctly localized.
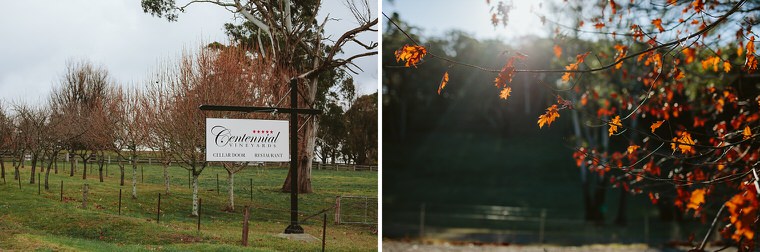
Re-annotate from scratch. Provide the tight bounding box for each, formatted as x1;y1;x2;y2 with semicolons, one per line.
157;193;161;223
419;203;425;239
242;206;250;246
60;180;63;201
216;173;219;195
118;188;122;215
334;196;341;224
37;173;40;195
250;178;253;202
322;213;327;252
141;166;144;183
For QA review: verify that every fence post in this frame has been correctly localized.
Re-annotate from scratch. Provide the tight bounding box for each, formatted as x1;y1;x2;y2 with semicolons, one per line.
419;203;426;239
157;193;161;224
322;213;327;252
334;196;341;224
38;173;40;195
216;173;219;195
364;196;368;224
118;188;122;215
141;166;144;183
60;180;63;201
242;206;250;246
250;178;253;202
539;209;546;243
644;213;649;245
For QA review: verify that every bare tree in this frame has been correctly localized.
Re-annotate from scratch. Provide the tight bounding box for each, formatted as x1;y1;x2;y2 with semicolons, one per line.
12;102;48;184
107;86;148;197
0;102;11;181
142;0;378;193
49;60;111;180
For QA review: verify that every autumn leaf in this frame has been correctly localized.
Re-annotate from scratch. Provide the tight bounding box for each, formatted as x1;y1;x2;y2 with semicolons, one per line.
675;68;686;80
561;52;590;83
499;86;512;100
627;144;639;154
537;105;560;129
651;18;665;32
723;61;731;73
747;36;756;55
553;45;562;59
745;54;758;73
608;115;622;136
609;0;617;15
594;22;605;30
671;131;696;154
686;188;706;212
682;48;696;64
438;71;449;95
613;44;627;69
494;54;526;88
394;44;427;67
692;0;704;13
743;125;752;140
725;189;758;242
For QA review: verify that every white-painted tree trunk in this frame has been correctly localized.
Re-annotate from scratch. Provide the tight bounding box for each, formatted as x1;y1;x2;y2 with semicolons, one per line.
163;163;169;194
191;174;199;216
227;170;235;211
131;160;137;199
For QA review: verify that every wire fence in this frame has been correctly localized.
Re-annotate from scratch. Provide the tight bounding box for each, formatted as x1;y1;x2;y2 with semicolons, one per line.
335;195;378;225
384;202;710;246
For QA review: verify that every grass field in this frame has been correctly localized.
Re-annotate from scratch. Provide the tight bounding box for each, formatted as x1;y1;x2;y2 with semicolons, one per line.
0;161;377;251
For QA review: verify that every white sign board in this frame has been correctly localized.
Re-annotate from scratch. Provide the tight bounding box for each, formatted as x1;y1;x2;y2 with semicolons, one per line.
206;118;289;162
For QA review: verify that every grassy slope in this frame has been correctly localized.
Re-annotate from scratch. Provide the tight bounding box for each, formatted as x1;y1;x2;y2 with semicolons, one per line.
0;162;377;251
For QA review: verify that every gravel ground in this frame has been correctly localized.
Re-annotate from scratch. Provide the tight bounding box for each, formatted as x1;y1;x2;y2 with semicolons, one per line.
382;241;738;252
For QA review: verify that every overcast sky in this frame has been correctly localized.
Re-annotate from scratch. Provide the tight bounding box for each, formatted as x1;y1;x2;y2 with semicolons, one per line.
382;0;547;40
0;0;378;106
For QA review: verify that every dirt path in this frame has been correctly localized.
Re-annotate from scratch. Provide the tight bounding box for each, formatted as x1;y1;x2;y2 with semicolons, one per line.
382;241;736;252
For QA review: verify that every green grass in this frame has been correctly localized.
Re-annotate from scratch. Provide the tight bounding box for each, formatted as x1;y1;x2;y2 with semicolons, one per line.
0;162;377;251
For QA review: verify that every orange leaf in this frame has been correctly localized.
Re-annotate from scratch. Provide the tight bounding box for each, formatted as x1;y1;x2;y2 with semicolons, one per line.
438;71;449;95
627;144;639;154
608;115;622;136
686;188;706;212
394;44;427;67
561;52;591;83
494;55;525;87
651;18;665;32
651;120;664;133
747;36;756;56
553;45;562;59
613;44;627;69
671;131;696;154
743;125;752;140
537;105;560;129
499;87;512;100
675;68;686;80
746;54;758;74
723;61;731;73
682;48;696;64
726;189;758;242
594;22;605;30
692;0;704;13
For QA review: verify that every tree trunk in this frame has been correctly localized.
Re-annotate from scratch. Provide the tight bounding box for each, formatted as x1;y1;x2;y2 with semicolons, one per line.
69;152;75;177
30;153;38;184
45;157;53;190
191;173;199;216
82;156;87;180
54;155;58;174
119;161;125;186
163;162;170;194
98;152;104;183
13;157;19;180
132;159;138;199
0;156;5;179
226;170;235;211
614;188;627;225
